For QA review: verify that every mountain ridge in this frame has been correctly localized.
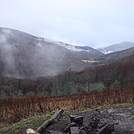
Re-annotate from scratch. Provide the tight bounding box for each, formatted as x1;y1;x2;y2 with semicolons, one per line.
98;41;134;54
0;27;134;78
0;27;101;78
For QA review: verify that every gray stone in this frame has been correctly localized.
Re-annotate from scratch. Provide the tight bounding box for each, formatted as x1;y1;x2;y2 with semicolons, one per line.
71;127;79;134
107;109;115;114
47;130;64;134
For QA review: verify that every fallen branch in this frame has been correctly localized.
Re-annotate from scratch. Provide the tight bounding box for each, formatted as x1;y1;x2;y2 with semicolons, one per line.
37;110;64;133
97;124;114;134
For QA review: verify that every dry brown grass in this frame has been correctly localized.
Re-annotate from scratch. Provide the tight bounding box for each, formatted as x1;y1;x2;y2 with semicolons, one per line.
0;85;134;125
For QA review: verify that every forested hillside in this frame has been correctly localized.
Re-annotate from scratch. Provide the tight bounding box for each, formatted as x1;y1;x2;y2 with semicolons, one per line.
0;54;134;97
0;28;102;78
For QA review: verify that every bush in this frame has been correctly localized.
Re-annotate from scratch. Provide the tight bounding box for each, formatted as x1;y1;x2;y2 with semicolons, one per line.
88;82;105;91
110;80;120;88
26;91;35;96
0;90;6;98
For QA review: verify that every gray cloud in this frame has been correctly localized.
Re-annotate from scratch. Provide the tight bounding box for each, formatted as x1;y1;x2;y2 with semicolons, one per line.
0;0;134;48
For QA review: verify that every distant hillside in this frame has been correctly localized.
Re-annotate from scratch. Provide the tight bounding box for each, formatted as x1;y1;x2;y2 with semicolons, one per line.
98;41;134;54
0;27;102;78
58;42;103;56
1;27;134;78
0;53;133;97
75;53;134;88
98;47;134;64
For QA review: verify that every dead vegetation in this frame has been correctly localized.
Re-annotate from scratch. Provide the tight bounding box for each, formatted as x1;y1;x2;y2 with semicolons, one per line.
0;85;134;126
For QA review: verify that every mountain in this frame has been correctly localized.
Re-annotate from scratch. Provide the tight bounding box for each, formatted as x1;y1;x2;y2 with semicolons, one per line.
98;41;134;54
104;47;134;63
0;27;102;78
58;42;103;56
95;47;134;65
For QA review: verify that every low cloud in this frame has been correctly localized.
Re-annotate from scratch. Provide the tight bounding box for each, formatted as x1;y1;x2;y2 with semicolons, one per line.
0;0;134;48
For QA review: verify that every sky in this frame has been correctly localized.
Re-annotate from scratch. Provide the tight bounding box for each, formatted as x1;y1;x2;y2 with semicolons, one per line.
0;0;134;48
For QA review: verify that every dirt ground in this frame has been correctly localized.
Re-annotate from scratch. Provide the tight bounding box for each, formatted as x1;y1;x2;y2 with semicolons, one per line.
4;105;134;134
43;106;134;134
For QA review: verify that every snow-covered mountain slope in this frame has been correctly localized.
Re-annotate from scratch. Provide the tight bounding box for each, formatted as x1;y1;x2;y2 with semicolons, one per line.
56;42;103;56
98;41;134;54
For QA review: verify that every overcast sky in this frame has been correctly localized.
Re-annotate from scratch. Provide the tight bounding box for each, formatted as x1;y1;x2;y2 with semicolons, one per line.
0;0;134;48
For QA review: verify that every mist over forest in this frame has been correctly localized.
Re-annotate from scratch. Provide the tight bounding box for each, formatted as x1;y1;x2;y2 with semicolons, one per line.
0;28;97;78
0;1;134;134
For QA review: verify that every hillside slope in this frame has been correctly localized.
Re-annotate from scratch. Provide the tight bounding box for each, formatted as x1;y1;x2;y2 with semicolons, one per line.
82;53;134;86
97;47;134;64
0;54;134;98
58;42;103;56
0;27;102;78
98;41;134;54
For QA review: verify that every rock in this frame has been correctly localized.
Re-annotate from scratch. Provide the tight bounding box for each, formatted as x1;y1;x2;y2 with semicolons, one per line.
115;120;121;124
129;128;134;133
111;132;116;134
79;130;87;134
69;115;84;126
97;124;114;134
128;107;132;110
64;122;78;133
26;128;39;134
115;113;129;117
47;130;64;134
89;117;100;129
107;109;115;114
70;127;79;134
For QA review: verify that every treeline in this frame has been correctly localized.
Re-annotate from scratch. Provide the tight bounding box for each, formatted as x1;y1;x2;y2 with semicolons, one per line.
0;54;134;97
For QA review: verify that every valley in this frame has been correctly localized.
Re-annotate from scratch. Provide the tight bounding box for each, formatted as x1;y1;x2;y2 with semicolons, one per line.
0;28;134;134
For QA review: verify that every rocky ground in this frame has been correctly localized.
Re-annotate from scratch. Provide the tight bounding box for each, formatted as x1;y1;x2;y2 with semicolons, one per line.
1;104;134;134
44;106;134;134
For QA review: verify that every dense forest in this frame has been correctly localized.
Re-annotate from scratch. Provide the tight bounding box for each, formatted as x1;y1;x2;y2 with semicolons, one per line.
0;54;134;98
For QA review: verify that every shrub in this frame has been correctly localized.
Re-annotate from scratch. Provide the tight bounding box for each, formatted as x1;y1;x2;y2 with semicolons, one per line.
88;82;105;91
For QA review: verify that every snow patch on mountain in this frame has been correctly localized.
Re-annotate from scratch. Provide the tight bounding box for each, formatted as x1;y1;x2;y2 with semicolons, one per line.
55;42;103;56
98;41;134;54
36;43;42;47
2;28;12;35
57;42;83;51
